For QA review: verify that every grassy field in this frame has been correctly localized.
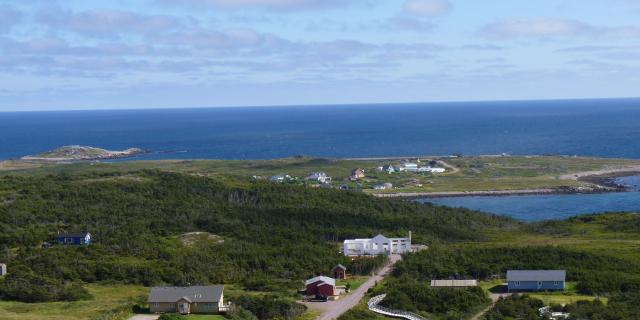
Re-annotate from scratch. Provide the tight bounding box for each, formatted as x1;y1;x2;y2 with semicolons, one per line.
479;280;608;306
3;155;639;194
0;284;147;320
337;276;368;291
484;213;640;261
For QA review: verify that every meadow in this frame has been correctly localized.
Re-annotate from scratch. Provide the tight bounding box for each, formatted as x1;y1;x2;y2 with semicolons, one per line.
3;155;639;195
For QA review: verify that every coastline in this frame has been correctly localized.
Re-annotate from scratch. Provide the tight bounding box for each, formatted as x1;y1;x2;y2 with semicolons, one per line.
372;164;640;199
19;147;145;162
372;186;625;199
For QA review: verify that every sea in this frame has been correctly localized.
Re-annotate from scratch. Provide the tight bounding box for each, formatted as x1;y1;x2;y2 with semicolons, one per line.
421;176;640;222
1;98;640;221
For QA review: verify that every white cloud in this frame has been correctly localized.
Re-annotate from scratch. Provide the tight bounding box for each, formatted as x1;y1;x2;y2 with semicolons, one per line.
480;18;591;39
403;0;451;17
480;18;640;40
36;8;192;37
156;0;350;11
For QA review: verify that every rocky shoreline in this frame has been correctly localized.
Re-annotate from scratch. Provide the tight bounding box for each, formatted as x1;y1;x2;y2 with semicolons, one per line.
20;145;146;162
373;185;626;199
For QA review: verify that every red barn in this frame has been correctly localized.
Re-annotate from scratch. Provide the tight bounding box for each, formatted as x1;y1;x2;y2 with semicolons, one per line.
305;276;337;298
332;264;347;280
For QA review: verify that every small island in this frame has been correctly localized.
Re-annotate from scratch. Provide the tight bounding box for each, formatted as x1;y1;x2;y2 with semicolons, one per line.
21;145;145;162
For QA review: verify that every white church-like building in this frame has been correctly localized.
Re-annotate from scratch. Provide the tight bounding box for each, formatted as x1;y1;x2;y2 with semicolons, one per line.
343;233;412;256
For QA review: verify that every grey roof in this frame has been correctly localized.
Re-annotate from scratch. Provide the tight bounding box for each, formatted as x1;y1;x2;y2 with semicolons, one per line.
148;285;224;303
430;280;477;287
507;270;566;282
305;276;335;286
332;264;347;271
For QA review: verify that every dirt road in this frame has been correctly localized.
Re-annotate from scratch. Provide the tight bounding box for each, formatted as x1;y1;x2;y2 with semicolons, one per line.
304;254;402;320
470;293;511;320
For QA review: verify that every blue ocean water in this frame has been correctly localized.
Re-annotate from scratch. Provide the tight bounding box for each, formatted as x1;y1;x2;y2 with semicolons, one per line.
421;176;640;221
1;98;640;160
421;191;640;221
2;98;640;220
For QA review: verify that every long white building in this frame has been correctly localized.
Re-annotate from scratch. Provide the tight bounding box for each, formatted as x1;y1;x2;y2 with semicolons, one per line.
343;233;412;256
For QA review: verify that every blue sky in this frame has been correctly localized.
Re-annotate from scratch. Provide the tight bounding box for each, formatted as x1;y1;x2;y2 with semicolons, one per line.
1;0;640;111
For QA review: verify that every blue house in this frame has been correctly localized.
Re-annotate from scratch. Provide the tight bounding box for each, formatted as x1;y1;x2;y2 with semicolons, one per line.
57;232;91;246
507;270;565;292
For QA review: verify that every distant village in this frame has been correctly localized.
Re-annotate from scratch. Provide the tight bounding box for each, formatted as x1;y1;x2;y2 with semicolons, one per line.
254;160;448;192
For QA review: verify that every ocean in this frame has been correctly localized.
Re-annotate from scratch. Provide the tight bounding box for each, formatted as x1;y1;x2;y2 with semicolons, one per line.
2;98;640;221
1;98;640;161
421;176;640;221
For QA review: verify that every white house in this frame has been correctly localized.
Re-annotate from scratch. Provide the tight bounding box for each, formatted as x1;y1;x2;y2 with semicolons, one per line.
343;233;412;256
373;183;393;190
381;165;395;174
402;163;419;172
270;175;285;182
307;172;331;183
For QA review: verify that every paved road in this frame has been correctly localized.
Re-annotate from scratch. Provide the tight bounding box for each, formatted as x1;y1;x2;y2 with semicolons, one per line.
305;254;402;320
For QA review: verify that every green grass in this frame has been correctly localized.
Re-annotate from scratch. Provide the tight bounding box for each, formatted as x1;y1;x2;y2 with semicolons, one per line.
180;315;225;320
0;284;147;320
4;155;639;194
529;292;608;305
478;281;606;306
337;276;368;291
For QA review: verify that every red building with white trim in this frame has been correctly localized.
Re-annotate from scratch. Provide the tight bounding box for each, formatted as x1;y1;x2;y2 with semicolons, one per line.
305;276;337;299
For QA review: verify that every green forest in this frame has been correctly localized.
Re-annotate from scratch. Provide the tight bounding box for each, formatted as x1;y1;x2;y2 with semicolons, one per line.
0;170;511;304
2;168;640;319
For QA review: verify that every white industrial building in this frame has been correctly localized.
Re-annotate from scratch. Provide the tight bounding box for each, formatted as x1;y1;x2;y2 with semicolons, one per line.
343;233;412;256
417;167;446;173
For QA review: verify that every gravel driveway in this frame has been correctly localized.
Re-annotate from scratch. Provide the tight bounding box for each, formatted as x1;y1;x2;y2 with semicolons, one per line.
304;254;402;320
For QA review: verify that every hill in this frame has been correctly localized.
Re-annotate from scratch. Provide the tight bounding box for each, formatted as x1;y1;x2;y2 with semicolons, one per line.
0;170;514;302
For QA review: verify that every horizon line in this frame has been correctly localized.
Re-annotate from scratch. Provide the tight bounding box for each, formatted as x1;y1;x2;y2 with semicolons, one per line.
1;95;639;113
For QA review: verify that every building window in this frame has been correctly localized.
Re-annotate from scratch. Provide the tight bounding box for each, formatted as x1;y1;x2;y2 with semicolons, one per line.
65;238;73;244
514;281;520;286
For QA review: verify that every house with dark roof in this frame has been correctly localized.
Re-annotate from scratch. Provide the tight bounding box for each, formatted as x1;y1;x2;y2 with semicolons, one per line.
57;232;91;246
148;285;226;314
332;264;347;279
507;270;566;292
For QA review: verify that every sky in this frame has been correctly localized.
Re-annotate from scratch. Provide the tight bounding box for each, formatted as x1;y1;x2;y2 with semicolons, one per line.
1;0;640;111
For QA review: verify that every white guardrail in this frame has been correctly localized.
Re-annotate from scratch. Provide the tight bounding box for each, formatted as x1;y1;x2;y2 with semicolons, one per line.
368;294;427;320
